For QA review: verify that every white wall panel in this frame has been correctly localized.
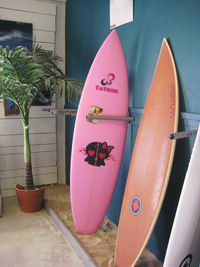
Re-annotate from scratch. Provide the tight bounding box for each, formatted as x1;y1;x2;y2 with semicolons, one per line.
0;166;57;179
1;151;56;171
0;0;56;15
0;0;61;197
2;189;15;197
0;9;56;31
0;118;56;135
0;133;56;147
34;30;55;43
0;144;56;155
1;174;57;189
0;102;56;119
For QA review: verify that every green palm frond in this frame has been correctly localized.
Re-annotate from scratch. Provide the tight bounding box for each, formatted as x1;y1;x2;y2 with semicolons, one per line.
0;44;84;116
1;46;45;84
66;77;83;103
32;43;64;75
0;46;46;117
37;45;83;101
31;43;84;101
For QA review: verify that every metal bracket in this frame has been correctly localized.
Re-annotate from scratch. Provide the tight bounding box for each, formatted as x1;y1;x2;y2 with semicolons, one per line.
42;108;135;121
169;129;197;140
42;108;77;116
0;195;3;218
86;115;135;122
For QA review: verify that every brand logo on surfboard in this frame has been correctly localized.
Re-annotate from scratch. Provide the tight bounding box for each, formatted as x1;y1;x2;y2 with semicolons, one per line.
179;254;192;267
101;73;115;86
79;141;115;167
130;196;142;216
170;84;175;119
96;73;118;94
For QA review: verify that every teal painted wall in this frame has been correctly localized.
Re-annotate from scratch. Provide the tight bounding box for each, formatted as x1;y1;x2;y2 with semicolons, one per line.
66;0;200;261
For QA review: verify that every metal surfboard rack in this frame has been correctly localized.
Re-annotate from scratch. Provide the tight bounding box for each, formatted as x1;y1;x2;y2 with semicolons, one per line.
42;108;135;122
86;115;135;122
169;129;198;140
43;108;198;140
42;108;77;116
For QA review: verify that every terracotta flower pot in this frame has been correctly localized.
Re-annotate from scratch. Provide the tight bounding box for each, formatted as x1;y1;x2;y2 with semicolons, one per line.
15;184;45;213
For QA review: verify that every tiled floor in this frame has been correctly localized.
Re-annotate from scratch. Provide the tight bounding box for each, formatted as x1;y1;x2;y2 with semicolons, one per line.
0;196;85;267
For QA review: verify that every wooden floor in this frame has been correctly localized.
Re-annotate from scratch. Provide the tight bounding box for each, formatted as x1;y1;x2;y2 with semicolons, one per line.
45;184;163;267
45;184;117;267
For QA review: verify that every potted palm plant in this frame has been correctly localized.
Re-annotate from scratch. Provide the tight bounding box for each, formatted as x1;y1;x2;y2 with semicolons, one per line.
0;44;82;212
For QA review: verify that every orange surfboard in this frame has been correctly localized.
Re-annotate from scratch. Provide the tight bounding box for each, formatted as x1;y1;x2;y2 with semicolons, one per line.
115;39;179;266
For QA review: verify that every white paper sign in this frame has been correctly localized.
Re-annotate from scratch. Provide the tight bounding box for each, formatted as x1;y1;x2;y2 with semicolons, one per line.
110;0;133;29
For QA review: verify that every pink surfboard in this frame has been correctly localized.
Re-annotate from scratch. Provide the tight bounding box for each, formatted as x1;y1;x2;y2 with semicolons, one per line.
70;30;129;235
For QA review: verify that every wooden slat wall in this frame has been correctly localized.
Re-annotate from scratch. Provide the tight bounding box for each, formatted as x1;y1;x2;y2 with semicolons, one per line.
0;0;58;196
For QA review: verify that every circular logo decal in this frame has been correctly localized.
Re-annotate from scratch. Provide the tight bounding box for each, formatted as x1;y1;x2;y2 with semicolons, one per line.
179;254;192;267
130;196;142;216
101;73;115;86
156;100;160;107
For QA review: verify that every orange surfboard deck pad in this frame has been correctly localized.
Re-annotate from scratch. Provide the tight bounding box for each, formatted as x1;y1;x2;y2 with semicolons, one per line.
115;39;179;266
